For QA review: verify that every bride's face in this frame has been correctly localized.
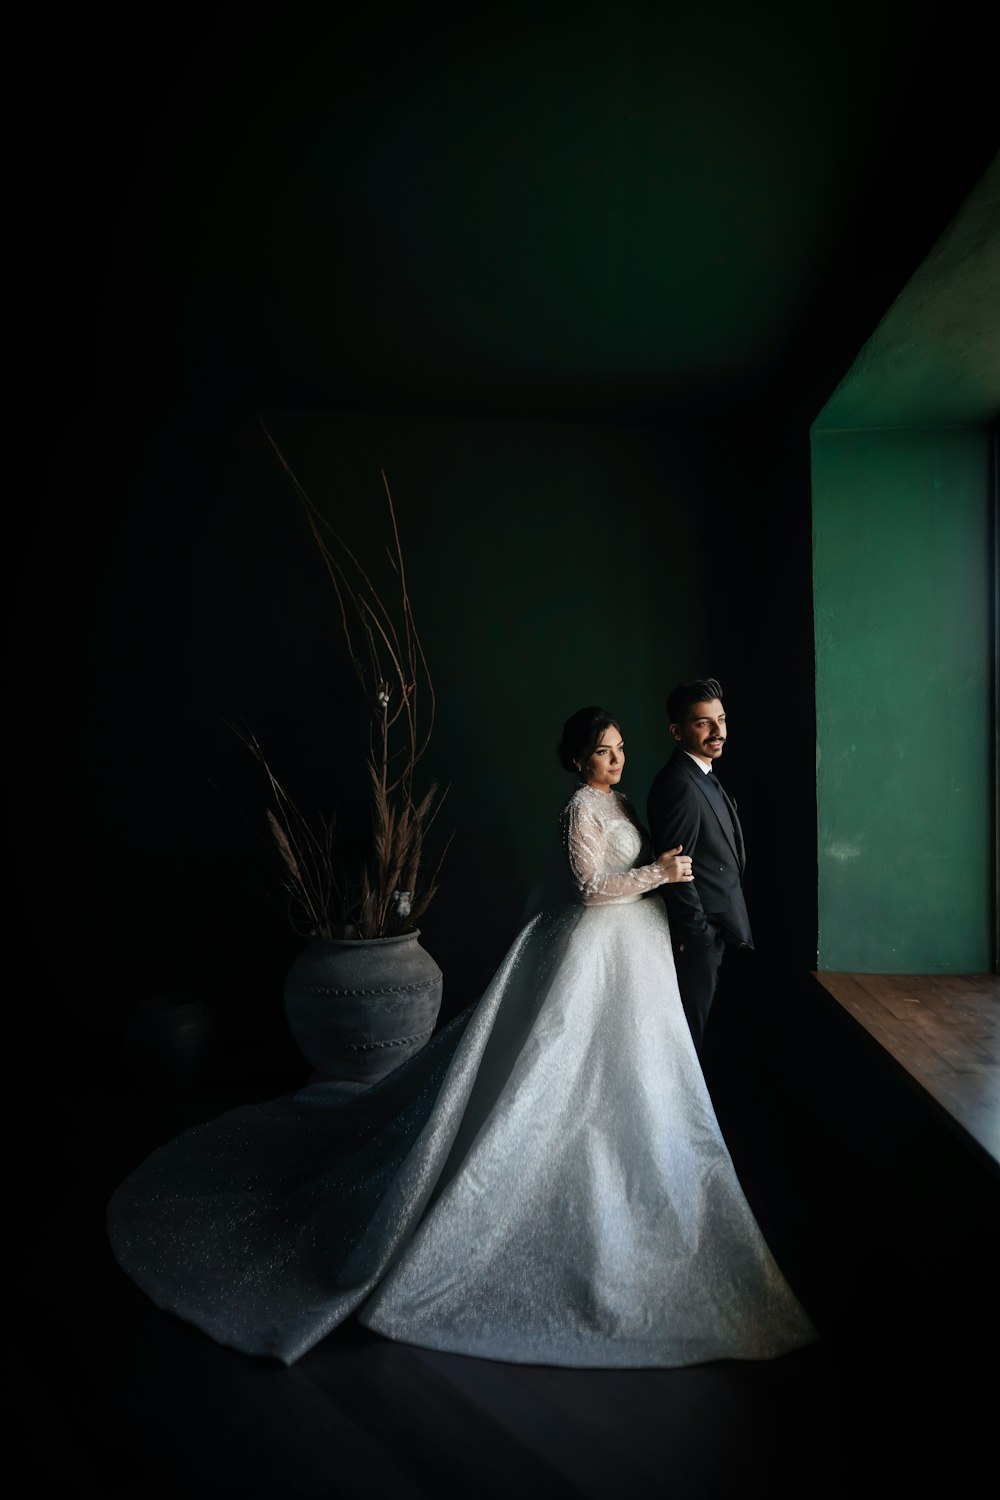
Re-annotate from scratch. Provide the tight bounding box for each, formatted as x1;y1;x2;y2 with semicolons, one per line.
581;725;625;792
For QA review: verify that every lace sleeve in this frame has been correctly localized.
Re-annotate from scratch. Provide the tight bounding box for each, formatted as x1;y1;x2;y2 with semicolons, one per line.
561;796;668;906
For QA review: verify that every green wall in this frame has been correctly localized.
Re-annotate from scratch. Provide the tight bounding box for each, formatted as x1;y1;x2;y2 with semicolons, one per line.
812;427;993;972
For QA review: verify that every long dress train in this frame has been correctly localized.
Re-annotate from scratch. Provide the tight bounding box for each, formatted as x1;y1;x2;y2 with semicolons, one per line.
106;786;816;1367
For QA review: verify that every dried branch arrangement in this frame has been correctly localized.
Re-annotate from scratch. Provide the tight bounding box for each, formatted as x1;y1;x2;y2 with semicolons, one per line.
245;428;450;940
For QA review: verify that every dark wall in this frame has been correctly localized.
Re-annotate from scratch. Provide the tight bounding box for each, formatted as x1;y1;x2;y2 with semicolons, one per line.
698;422;821;971
14;404;825;1092
10;4;997;1094
20;407;717;1081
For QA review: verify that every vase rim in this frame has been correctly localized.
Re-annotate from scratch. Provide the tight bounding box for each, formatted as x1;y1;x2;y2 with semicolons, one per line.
309;928;422;948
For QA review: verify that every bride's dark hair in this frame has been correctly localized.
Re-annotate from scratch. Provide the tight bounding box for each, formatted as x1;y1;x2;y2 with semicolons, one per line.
557;706;622;776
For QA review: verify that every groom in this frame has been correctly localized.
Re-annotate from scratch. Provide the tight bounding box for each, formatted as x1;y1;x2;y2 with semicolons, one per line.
647;678;752;1052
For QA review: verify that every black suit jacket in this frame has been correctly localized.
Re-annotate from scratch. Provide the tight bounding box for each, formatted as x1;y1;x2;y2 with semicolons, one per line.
646;750;753;949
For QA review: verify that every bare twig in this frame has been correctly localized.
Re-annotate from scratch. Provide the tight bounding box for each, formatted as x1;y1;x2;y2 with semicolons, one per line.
243;428;449;939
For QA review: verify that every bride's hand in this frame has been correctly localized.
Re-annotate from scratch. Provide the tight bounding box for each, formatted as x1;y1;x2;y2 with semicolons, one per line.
657;846;694;883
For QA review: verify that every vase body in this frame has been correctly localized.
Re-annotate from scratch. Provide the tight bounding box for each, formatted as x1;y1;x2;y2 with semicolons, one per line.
283;929;443;1084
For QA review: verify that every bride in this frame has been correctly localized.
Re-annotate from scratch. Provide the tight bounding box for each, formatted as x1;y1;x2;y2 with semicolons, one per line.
107;706;816;1368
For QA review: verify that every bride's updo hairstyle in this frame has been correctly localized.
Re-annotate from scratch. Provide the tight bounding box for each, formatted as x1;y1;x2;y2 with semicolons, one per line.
558;706;622;779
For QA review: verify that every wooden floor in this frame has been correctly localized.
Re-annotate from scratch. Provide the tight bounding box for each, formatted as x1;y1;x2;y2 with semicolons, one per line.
811;971;1000;1170
27;965;1000;1498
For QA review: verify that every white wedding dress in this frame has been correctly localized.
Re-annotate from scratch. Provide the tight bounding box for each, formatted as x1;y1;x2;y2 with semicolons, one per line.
107;786;815;1367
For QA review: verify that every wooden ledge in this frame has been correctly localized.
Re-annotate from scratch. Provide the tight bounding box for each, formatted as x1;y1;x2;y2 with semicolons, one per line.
811;971;1000;1171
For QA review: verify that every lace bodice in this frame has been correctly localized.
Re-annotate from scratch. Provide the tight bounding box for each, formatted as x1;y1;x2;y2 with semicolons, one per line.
560;787;668;906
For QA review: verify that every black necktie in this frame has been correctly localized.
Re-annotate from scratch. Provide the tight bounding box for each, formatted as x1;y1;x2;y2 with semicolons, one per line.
705;772;741;859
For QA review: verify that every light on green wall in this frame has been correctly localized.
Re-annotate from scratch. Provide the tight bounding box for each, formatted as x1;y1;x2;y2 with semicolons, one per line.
812;428;992;973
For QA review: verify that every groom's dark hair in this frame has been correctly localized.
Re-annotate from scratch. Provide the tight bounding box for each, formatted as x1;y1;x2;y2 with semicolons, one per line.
666;678;724;724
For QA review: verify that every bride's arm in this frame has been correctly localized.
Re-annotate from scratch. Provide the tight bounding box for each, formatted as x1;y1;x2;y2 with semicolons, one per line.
561;798;689;906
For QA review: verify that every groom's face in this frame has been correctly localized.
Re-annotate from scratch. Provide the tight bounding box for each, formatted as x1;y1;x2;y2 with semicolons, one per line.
670;698;727;764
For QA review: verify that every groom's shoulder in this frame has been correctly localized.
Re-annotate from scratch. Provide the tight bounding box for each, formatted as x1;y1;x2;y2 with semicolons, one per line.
648;749;691;794
653;748;689;778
